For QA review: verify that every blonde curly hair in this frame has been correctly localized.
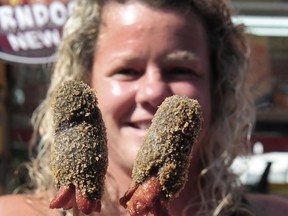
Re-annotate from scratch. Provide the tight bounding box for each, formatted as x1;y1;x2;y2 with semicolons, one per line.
26;0;255;215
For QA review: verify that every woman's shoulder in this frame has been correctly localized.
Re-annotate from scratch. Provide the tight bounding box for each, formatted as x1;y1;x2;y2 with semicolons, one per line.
246;193;288;216
0;193;60;216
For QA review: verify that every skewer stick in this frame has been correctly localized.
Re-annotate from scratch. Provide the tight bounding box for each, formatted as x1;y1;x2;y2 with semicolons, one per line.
73;195;80;216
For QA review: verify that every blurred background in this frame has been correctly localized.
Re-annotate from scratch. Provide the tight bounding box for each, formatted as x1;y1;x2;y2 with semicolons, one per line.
0;0;287;198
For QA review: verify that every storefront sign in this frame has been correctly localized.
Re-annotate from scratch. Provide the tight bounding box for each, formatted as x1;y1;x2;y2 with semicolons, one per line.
0;0;74;64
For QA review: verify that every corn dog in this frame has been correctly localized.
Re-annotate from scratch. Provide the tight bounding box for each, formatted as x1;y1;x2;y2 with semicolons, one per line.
50;80;108;215
120;95;202;216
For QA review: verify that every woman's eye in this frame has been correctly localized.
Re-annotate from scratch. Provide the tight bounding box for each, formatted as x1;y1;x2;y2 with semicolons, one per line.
112;68;141;81
165;67;199;80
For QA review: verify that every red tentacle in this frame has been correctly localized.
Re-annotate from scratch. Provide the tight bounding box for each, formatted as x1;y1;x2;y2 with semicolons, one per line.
50;184;75;209
75;188;101;214
50;184;101;214
120;177;171;216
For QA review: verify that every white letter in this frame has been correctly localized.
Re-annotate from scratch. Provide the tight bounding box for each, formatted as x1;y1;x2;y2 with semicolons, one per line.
7;33;28;51
32;4;49;27
25;31;43;49
51;29;61;46
14;5;35;30
67;1;75;16
38;29;61;48
0;6;17;31
50;2;67;26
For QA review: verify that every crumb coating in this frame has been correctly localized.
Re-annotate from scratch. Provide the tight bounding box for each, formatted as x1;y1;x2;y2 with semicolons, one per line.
131;95;202;199
50;80;108;200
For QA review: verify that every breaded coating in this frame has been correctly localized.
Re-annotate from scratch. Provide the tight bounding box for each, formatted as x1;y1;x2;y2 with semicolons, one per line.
131;95;202;199
50;80;108;200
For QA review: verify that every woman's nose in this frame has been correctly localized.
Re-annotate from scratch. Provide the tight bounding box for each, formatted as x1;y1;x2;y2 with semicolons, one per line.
135;72;172;108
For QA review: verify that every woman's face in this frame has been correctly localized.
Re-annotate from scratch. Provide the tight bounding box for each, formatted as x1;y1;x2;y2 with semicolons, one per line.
91;1;211;174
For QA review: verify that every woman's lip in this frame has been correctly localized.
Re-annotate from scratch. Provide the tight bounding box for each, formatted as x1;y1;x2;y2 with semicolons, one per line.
123;121;152;136
130;122;151;130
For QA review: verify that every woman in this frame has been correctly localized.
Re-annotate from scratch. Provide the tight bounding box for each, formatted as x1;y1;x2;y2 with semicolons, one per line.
1;0;288;215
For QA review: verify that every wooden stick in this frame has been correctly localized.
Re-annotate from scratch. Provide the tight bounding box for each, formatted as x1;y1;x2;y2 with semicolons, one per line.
73;195;80;216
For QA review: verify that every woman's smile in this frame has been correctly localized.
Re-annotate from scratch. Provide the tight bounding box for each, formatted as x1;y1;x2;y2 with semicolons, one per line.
91;1;211;172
